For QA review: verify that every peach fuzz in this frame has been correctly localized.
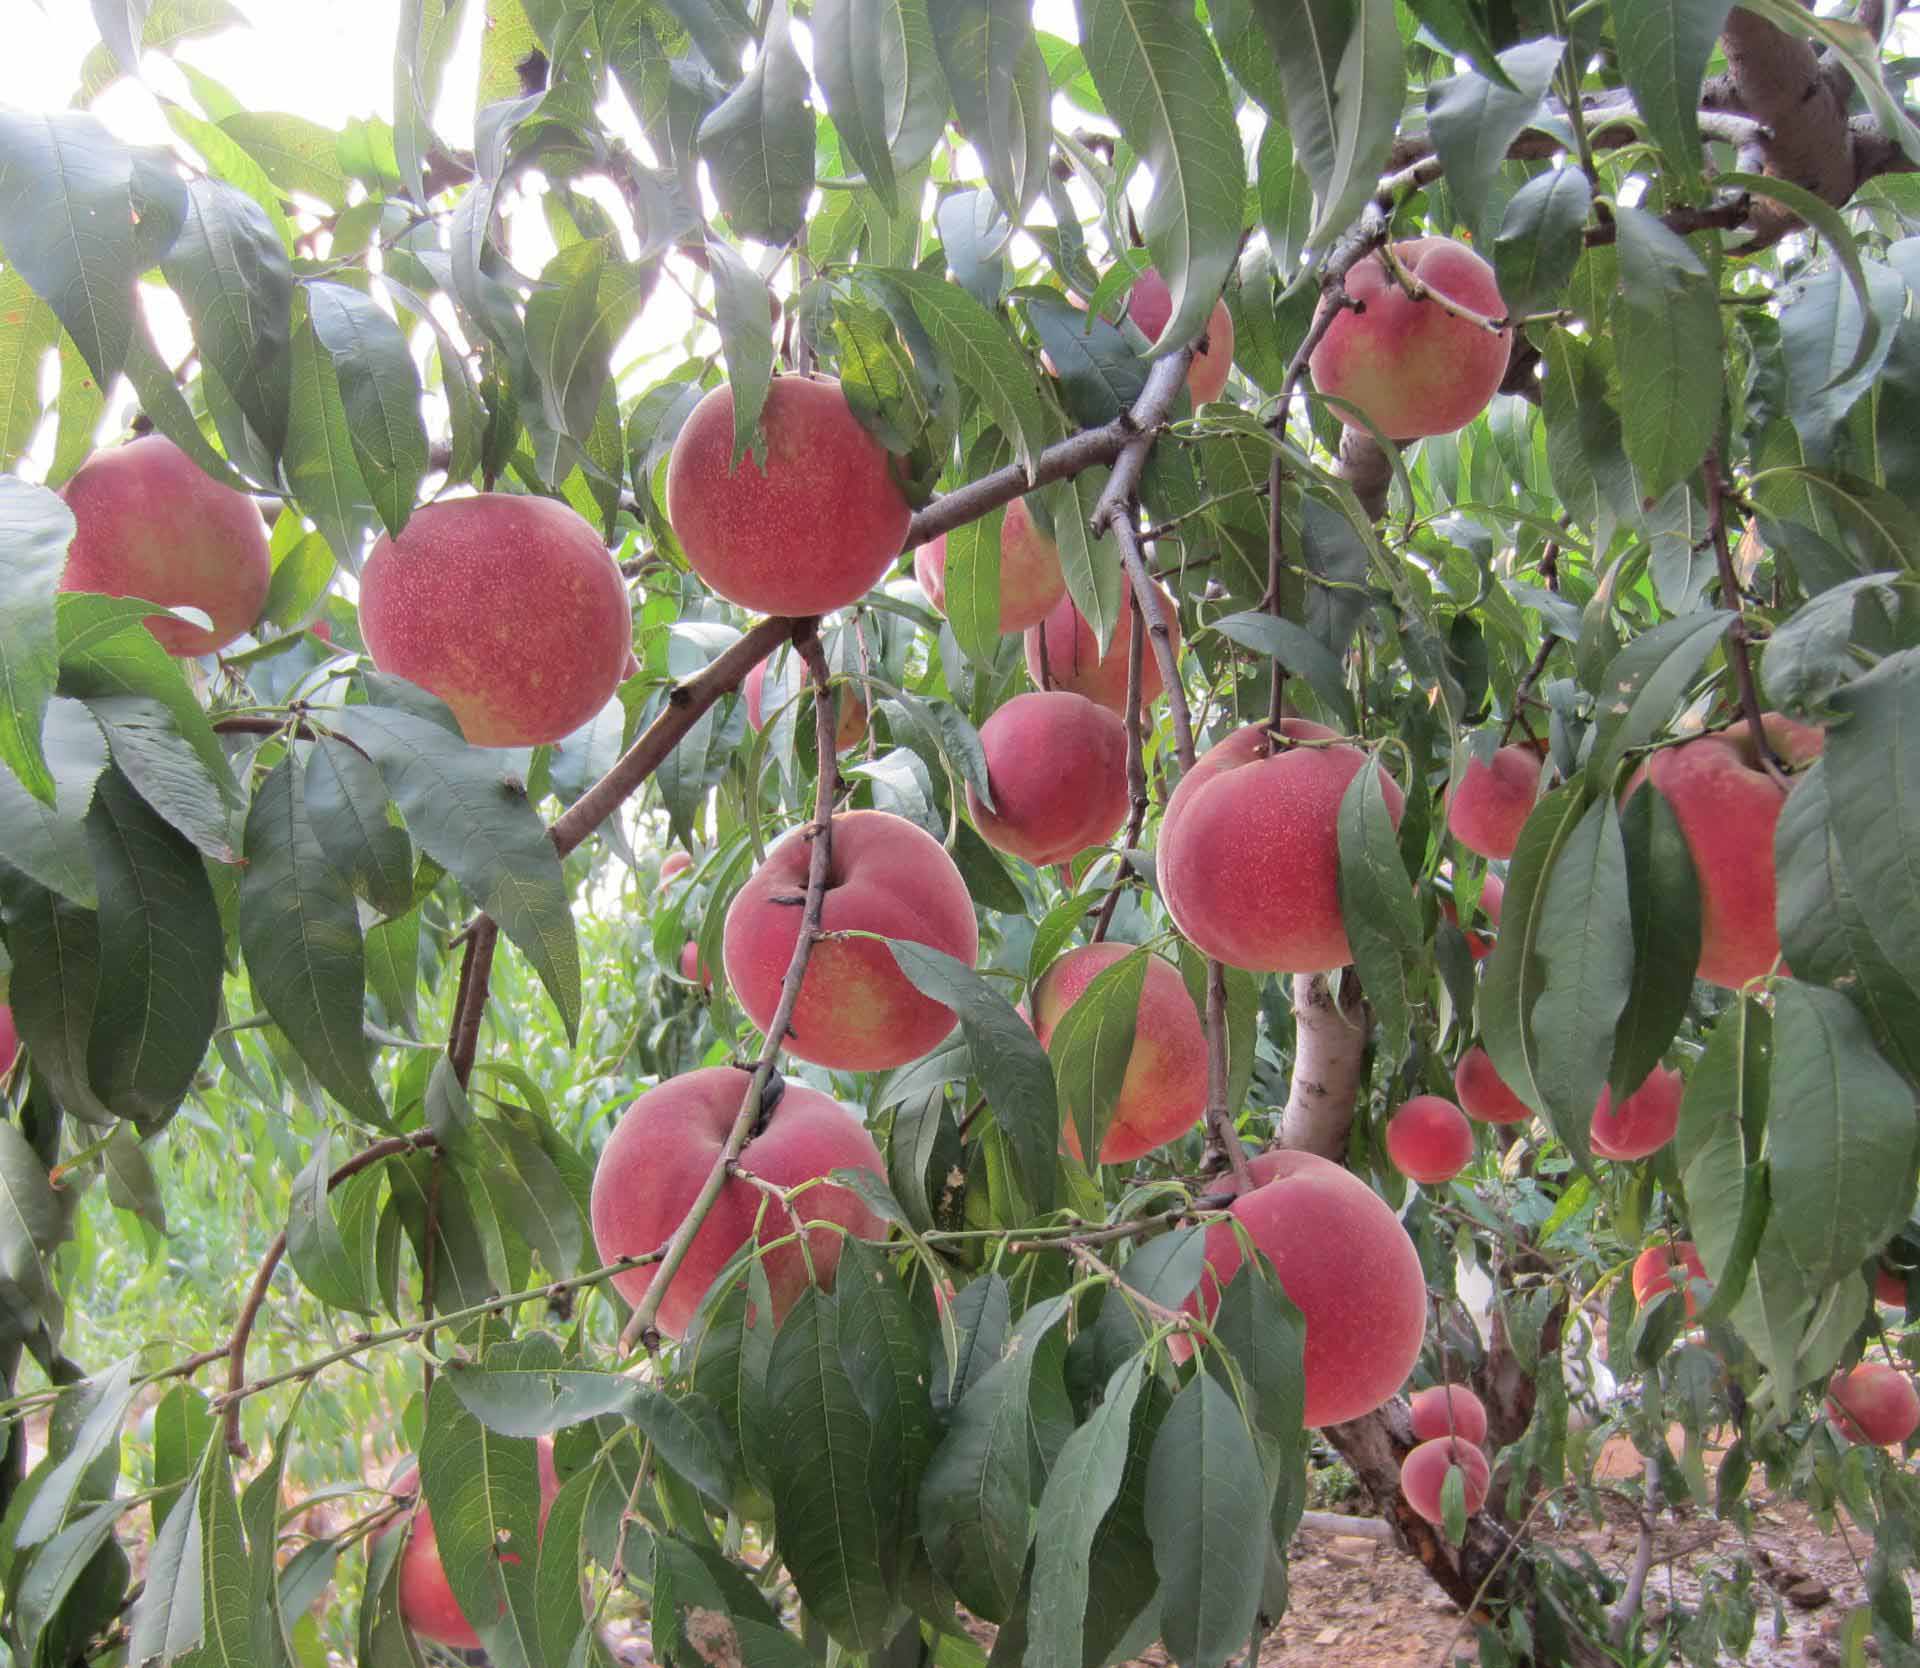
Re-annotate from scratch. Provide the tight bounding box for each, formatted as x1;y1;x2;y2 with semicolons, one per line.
1827;1363;1920;1445
666;375;911;615
1453;1045;1531;1126
1024;584;1179;715
588;1066;887;1338
967;691;1128;866
1409;1384;1489;1447
914;498;1067;635
1401;1436;1491;1523
1589;1063;1684;1162
1126;267;1235;405
360;493;632;748
1031;944;1208;1164
1308;238;1512;440
1631;1241;1709;1320
1386;1095;1474;1185
1446;745;1542;860
381;1439;560;1649
1624;714;1824;990
723;809;979;1071
1178;1148;1427;1426
58;434;271;656
742;654;868;754
1158;720;1405;974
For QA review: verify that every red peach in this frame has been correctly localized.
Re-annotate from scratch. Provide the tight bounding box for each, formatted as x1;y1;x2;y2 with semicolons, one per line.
588;1066;887;1337
659;851;694;888
0;1006;14;1076
1024;584;1180;715
1157;721;1405;973
360;493;632;747
678;941;714;991
1385;1096;1474;1185
1409;1384;1489;1446
1030;944;1207;1164
57;435;271;656
1827;1362;1920;1446
1400;1435;1491;1524
1308;239;1512;439
742;653;868;754
1631;1241;1709;1319
1446;745;1542;860
665;375;911;615
1589;1063;1684;1162
914;498;1067;635
722;810;979;1071
1877;1264;1911;1309
1452;1046;1531;1126
967;691;1129;866
1126;267;1235;405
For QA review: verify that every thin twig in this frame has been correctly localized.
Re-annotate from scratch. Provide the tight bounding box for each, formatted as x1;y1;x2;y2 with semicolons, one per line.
1703;446;1789;788
1204;963;1255;1191
1608;1457;1660;1645
1112;516;1192;769
1091;605;1150;944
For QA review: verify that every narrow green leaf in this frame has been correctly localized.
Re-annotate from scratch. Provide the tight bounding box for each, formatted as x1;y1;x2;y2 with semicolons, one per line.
1611;204;1722;499
1587;610;1731;779
0;697;109;906
1613;0;1735;187
1046;946;1147;1163
1303;0;1403;256
930;0;1052;223
1493;168;1592;320
1609;783;1699;1097
1824;648;1920;998
706;238;776;466
304;278;426;539
0;869;111;1125
1424;38;1563;242
0;479;76;805
697;0;812;244
304;736;413;917
282;302;378;571
1336;754;1423;1066
87;692;237;862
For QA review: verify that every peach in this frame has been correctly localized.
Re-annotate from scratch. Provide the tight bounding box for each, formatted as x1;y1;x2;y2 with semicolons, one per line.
678;941;714;990
659;851;694;888
665;375;911;615
723;809;979;1071
1180;1148;1427;1426
742;653;868;753
1626;715;1824;989
1827;1363;1920;1446
1030;944;1207;1164
1308;239;1512;439
1589;1063;1684;1162
1157;721;1405;973
914;498;1067;635
1409;1384;1489;1446
1446;745;1541;860
1024;583;1180;715
967;691;1129;866
360;493;632;748
1877;1263;1911;1309
1400;1436;1491;1524
0;1006;14;1075
1386;1096;1474;1185
381;1439;560;1649
1126;267;1235;405
1452;1045;1531;1126
1631;1241;1709;1320
588;1066;887;1337
57;435;271;656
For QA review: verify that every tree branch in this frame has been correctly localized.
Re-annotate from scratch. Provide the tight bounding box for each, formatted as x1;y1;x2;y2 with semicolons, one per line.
1091;605;1150;944
1277;972;1372;1158
1091;351;1197;535
1721;5;1855;204
1704;445;1789;788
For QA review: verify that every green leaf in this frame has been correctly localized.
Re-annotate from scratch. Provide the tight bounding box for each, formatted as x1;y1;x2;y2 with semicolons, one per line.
1763;574;1899;713
1213;611;1355;732
13;1496;129;1664
0;479;76;806
1303;0;1403;256
1144;1371;1270;1668
1075;0;1246;357
1777;259;1904;466
1823;648;1920;998
1610;782;1699;1098
84;765;224;1129
333;704;581;1040
0;269;59;471
304;736;414;918
1026;1355;1148;1668
283;301;378;571
1587;610;1732;779
930;0;1052;223
18;1356;137;1548
525;237;652;456
1046;945;1147;1163
159;176;294;458
1493;168;1592;320
0;111;136;389
1243;0;1347;213
240;757;384;1123
1613;0;1735;187
86;693;237;862
1047;468;1120;656
1025;292;1148;428
818;0;946;201
1611;204;1723;500
304;279;426;539
0;697;107;907
149;1383;213;1534
697;0;812;244
0;869;111;1125
706;238;776;466
1208;1253;1306;1452
1424;38;1563;243
1336;752;1423;1066
286;1142;375;1312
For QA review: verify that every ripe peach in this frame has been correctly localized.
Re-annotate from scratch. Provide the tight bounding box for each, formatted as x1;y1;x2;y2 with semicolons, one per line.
57;435;271;656
678;941;714;990
1827;1362;1920;1446
1452;1045;1531;1126
381;1439;560;1649
742;653;868;753
1308;239;1512;440
1877;1263;1911;1309
1446;745;1541;860
666;375;911;615
659;851;694;889
1180;1148;1427;1426
1386;1096;1474;1185
588;1066;887;1337
914;498;1067;635
1409;1384;1489;1446
0;1006;14;1075
1157;721;1405;973
360;493;632;748
1401;1436;1491;1523
1631;1241;1709;1319
1030;944;1207;1164
1589;1063;1684;1162
967;691;1129;866
1625;715;1824;989
723;810;979;1071
1024;584;1180;715
1126;267;1235;405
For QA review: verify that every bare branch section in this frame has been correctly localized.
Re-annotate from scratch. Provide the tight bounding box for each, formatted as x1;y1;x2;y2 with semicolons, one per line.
619;628;843;1354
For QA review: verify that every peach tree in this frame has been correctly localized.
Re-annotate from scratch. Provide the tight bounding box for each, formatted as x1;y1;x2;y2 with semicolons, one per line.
0;0;1919;1663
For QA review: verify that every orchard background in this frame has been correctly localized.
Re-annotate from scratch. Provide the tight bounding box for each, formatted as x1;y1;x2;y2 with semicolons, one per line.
3;0;1920;1661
